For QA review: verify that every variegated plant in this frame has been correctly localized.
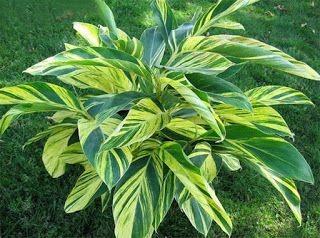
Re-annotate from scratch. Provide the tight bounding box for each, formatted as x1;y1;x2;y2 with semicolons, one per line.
1;0;319;237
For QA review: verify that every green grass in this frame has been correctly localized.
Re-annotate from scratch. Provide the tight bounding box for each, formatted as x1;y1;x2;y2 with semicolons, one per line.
0;0;319;237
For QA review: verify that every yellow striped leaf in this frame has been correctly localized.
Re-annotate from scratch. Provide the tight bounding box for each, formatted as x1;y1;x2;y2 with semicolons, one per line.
0;103;60;135
162;118;207;141
151;0;177;44
42;126;76;178
73;22;101;47
154;169;175;230
187;73;252;111
59;143;88;167
159;142;232;236
193;0;259;35
24;47;153;88
249;162;302;224
101;98;170;150
64;168;107;213
181;197;212;236
113;155;163;238
162;77;226;141
141;27;165;67
180;35;320;80
0;82;84;114
164;51;234;75
216;104;293;137
78;117;133;189
58;66;133;94
245;86;313;106
221;125;314;184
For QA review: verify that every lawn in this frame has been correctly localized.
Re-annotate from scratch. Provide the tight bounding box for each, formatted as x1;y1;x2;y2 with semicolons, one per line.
0;0;319;237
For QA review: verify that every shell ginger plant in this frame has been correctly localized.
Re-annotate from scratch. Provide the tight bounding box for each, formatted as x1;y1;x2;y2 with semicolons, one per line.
1;0;319;237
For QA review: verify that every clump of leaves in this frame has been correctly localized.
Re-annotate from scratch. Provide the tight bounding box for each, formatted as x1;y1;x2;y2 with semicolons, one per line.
1;0;319;237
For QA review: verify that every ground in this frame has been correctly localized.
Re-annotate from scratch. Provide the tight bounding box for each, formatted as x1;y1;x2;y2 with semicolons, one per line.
0;0;319;237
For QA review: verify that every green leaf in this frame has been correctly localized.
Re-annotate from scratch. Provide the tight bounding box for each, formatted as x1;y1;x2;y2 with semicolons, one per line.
151;0;177;45
113;155;162;238
216;104;293;137
0;82;84;114
180;35;320;80
78;117;133;189
101;190;111;212
73;22;100;47
162;77;225;141
42;126;76;178
141;27;165;67
64;168;107;213
164;51;234;75
221;125;314;184
245;86;313;106
101;98;170;150
94;0;118;36
159;142;232;236
187;73;252;111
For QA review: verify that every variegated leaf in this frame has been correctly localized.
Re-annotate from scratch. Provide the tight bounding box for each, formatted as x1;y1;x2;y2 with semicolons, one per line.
162;77;225;141
113;155;163;238
94;0;118;36
59;143;88;167
78;117;133;189
176;142;217;205
0;103;59;135
219;125;314;184
162;118;207;140
64;168;107;213
42;126;76;178
141;27;165;67
73;22;101;47
84;91;145;122
23;123;76;148
193;0;259;35
58;66;133;94
216;104;293;137
151;0;177;44
180;35;320;80
0;82;84;114
187;73;252;111
181;197;212;236
248;162;302;223
212;20;245;30
159;142;232;236
101;98;170;150
245;86;313;106
24;47;154;88
164;51;234;75
154;169;175;230
218;153;242;171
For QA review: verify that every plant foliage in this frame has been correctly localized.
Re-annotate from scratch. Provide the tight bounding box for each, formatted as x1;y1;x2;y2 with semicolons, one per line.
1;0;319;237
